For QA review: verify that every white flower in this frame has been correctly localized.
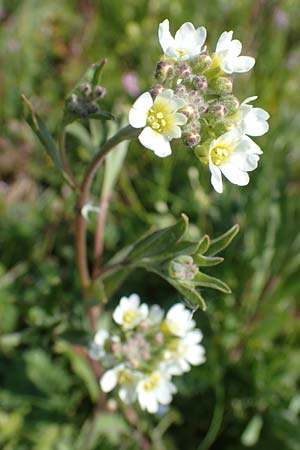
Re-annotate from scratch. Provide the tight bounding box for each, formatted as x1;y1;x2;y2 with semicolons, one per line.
136;370;177;413
158;19;207;61
100;364;139;404
164;303;196;337
89;329;109;360
113;294;149;330
129;89;187;157
214;31;255;74
147;304;164;326
163;330;206;376
208;128;262;193
228;96;269;136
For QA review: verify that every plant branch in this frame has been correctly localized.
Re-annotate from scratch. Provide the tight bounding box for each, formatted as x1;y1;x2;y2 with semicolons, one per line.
92;191;111;279
75;124;140;326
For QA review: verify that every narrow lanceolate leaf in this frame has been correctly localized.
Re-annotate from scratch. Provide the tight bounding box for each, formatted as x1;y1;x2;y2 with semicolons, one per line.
167;278;207;310
127;214;189;262
22;95;63;171
207;224;239;256
102;122;129;197
193;254;224;267
196;234;210;255
193;271;231;293
77;59;107;90
150;268;207;310
55;341;100;403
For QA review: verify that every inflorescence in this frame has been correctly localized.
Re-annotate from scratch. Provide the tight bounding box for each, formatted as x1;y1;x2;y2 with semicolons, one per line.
90;294;205;414
129;19;270;193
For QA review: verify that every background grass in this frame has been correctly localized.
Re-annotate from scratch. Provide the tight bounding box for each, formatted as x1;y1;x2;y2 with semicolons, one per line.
1;0;300;449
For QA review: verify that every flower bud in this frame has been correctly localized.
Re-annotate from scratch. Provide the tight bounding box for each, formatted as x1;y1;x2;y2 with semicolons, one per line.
149;84;164;99
195;143;210;165
210;103;228;119
212;77;233;95
222;95;240;115
192;76;208;91
155;61;175;82
94;85;106;98
183;130;201;147
169;255;198;281
79;82;92;96
179;105;195;121
192;52;212;74
175;63;192;79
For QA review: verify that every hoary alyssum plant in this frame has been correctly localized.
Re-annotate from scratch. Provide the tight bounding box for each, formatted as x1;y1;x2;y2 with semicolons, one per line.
22;17;269;432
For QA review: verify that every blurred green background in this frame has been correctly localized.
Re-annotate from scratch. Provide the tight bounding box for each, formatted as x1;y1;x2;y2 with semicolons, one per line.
1;0;300;449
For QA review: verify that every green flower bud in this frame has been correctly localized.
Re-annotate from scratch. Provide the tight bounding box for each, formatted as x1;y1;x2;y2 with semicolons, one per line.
192;52;212;74
211;77;233;95
222;95;240;115
169;255;199;281
195;143;210;165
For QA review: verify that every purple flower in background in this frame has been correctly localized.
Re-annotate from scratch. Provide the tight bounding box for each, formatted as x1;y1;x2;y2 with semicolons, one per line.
122;71;140;96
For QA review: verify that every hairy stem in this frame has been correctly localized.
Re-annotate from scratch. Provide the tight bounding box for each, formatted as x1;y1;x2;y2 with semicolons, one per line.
75;124;140;327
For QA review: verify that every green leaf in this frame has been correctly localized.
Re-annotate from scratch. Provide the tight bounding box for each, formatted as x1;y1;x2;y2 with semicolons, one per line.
196;234;210;254
101;123;129;197
241;415;263;447
193;254;224;267
76;59;107;90
206;224;239;256
193;272;231;293
55;341;100;403
166;276;207;310
127;214;189;262
22;95;63;171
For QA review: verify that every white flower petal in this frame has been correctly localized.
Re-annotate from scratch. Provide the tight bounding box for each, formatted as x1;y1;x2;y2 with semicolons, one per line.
242;108;269;136
243;96;258;104
128;293;141;309
227;39;242;57
100;369;118;393
209;162;223;193
174;112;188;126
129;92;153;128
220;163;250;186
158;19;175;53
216;31;234;52
185;345;206;365
224;56;255;74
235;135;263;155
229;152;260;171
138;127;172;157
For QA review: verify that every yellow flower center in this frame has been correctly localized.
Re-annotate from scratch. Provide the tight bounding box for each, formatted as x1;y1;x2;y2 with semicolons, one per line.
176;48;186;58
211;145;231;166
123;309;139;325
147;101;173;134
118;370;133;385
143;373;161;391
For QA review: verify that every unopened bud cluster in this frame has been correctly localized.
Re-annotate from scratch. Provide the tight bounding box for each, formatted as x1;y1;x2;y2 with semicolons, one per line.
90;294;205;413
65;82;106;119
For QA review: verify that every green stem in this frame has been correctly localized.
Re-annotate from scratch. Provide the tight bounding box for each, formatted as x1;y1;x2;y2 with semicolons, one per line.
75;124;140;327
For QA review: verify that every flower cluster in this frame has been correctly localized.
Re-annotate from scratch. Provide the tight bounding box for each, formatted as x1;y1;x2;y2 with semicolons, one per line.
129;20;269;193
90;294;205;414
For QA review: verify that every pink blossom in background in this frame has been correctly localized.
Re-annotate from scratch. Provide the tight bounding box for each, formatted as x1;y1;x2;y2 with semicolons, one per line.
122;71;140;96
